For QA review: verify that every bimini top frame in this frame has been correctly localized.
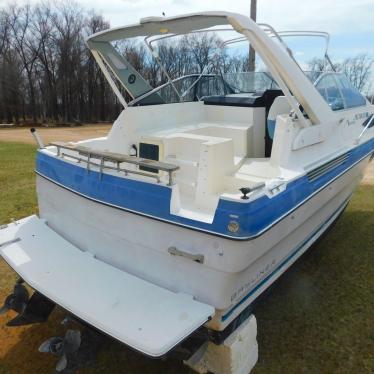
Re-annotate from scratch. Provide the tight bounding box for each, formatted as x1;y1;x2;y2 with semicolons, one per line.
144;27;333;98
86;11;335;126
223;29;333;71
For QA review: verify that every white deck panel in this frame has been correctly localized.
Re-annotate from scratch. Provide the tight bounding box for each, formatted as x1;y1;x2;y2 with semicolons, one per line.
0;215;214;357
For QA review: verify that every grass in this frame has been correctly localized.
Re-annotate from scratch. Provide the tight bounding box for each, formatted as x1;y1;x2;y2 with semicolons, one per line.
0;142;37;226
0;141;373;373
253;185;374;373
0;142;37;291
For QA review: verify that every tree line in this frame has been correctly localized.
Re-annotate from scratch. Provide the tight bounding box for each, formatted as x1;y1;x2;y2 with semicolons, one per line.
0;2;117;124
0;1;373;125
308;54;374;95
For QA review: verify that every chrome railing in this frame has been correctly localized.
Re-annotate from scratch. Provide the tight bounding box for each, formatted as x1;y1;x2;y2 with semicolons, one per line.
356;115;374;144
50;141;179;186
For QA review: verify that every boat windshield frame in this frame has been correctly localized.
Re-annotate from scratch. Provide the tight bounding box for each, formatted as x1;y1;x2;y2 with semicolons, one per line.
135;27;286;105
130;27;330;106
86;12;336;125
127;74;216;106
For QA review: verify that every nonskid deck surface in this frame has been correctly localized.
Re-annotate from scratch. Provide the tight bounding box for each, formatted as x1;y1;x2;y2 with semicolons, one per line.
0;216;214;357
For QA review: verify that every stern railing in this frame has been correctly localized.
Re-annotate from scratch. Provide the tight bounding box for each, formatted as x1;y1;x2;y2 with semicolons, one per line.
49;141;179;186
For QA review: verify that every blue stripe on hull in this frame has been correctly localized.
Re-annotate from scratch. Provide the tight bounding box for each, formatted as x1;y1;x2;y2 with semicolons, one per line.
36;138;374;240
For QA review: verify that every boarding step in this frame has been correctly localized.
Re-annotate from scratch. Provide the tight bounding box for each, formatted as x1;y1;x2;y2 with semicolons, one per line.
0;216;215;357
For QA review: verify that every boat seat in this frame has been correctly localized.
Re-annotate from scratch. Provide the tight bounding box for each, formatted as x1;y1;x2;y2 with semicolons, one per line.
267;96;291;140
162;133;235;218
164;133;234;195
203;95;265;107
203;90;283;108
153;122;250;159
184;123;249;158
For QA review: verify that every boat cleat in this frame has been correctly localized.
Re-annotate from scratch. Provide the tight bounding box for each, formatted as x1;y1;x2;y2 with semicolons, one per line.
0;278;55;326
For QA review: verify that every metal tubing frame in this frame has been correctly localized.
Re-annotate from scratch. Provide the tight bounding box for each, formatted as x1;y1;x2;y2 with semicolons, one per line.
144;28;236;102
142;24;322;126
356;115;374;143
60;152;163;183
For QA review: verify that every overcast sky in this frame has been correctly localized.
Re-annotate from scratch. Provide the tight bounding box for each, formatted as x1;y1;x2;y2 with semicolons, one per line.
72;0;373;59
1;0;373;60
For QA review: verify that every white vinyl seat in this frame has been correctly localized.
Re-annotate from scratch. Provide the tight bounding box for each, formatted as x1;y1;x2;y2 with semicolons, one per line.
267;96;291;139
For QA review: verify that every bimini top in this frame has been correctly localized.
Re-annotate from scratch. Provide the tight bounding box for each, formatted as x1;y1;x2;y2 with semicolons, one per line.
86;11;335;126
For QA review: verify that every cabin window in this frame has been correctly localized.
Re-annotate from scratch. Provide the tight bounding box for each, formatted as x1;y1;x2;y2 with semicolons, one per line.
335;74;367;109
315;73;366;111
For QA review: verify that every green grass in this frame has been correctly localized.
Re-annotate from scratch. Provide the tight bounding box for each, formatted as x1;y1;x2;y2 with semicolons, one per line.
0;141;373;373
0;142;37;225
0;142;37;291
252;185;374;373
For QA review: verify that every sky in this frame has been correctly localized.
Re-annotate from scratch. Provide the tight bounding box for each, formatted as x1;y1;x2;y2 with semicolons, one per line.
1;0;373;60
1;0;373;89
72;0;373;60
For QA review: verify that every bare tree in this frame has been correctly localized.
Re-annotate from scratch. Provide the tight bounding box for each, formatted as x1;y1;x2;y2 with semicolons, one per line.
0;48;23;123
0;9;10;56
307;57;339;82
33;3;60;122
1;0;373;126
182;33;222;74
8;4;42;123
307;54;373;92
340;53;373;92
0;10;9;122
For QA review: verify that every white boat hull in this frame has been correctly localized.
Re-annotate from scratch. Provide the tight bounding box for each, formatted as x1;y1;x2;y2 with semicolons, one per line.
36;151;371;331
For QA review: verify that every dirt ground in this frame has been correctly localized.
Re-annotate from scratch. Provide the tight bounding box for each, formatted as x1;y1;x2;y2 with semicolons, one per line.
1;124;373;185
0;124;111;145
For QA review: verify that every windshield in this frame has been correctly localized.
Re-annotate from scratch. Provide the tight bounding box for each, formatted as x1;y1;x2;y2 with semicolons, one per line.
95;25;353;111
127;29;282;106
315;73;367;111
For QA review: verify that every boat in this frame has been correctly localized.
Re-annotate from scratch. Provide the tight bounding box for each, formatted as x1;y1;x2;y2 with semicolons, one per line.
1;11;373;371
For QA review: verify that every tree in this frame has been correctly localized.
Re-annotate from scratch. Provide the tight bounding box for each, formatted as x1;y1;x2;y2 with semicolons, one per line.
307;57;338;82
33;2;64;122
340;53;373;92
307;54;373;92
0;9;10;56
3;0;371;125
9;4;41;123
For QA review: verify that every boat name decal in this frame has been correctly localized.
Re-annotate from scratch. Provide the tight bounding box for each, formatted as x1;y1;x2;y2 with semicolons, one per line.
355;112;370;121
230;259;277;303
347;112;369;126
